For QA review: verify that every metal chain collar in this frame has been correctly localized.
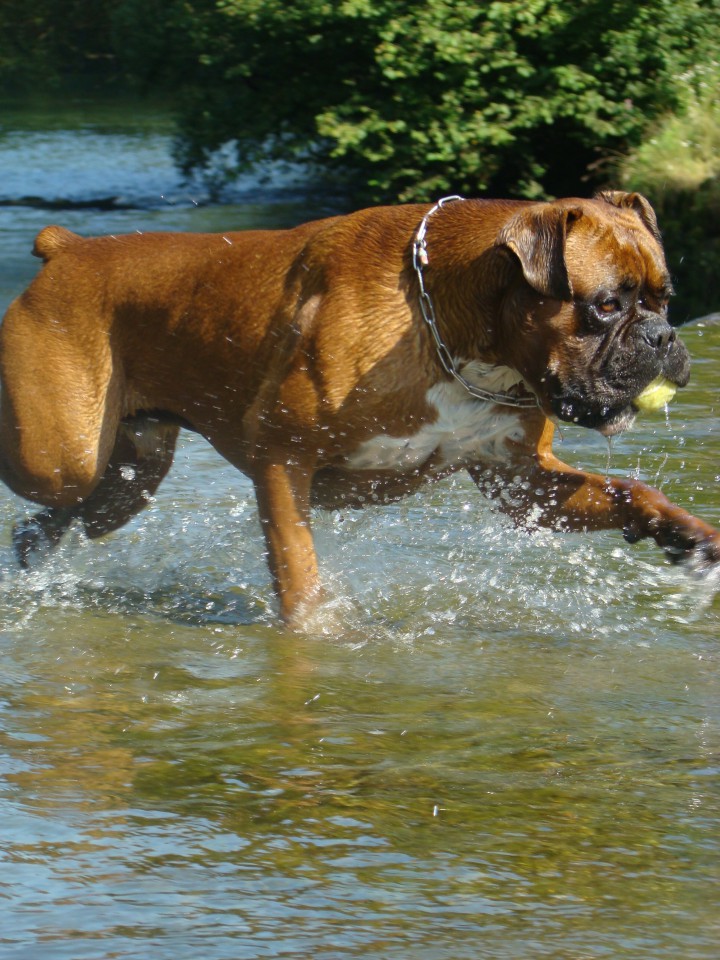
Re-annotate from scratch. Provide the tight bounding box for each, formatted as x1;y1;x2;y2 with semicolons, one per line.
411;195;538;409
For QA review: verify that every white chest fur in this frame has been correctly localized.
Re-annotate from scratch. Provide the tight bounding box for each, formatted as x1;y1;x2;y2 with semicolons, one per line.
345;363;531;473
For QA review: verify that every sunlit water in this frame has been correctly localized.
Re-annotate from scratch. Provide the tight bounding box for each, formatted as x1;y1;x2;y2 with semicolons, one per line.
1;101;719;959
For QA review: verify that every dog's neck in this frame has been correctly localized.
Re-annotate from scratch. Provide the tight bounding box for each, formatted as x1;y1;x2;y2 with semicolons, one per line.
412;198;537;409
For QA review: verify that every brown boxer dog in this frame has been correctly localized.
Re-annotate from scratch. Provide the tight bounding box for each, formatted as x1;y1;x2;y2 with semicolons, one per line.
1;191;718;625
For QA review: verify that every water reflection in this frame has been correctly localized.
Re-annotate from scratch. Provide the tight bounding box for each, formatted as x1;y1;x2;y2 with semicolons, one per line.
2;602;718;957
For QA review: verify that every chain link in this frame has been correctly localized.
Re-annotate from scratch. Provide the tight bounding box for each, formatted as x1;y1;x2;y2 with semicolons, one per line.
411;196;538;409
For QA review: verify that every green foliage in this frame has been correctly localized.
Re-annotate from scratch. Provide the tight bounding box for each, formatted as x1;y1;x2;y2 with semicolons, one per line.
0;0;116;91
619;62;720;321
110;0;218;93
620;64;720;195
148;0;719;203
2;0;719;208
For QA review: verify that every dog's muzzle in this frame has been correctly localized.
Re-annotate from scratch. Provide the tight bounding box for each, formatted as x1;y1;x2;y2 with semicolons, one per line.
548;315;691;436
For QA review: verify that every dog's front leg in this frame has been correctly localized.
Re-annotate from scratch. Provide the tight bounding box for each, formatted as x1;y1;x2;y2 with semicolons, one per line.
468;453;720;568
253;459;321;625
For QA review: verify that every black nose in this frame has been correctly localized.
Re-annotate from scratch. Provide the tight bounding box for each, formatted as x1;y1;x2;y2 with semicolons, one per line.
638;316;676;354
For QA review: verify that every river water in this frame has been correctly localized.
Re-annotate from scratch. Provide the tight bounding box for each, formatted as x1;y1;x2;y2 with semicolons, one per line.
0;100;718;960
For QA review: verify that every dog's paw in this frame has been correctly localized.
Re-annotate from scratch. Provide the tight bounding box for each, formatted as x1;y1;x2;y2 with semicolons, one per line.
13;517;47;569
658;523;720;570
12;509;69;569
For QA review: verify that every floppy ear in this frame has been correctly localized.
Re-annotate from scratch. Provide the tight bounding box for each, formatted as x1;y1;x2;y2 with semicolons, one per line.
595;190;662;242
496;204;582;300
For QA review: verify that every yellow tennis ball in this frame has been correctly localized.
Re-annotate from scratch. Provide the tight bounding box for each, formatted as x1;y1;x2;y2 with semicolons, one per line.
633;376;677;413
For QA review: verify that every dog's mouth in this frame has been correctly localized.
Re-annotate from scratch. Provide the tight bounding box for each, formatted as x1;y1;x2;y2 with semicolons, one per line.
597;407;638;437
546;338;690;437
550;395;638;436
551;370;688;436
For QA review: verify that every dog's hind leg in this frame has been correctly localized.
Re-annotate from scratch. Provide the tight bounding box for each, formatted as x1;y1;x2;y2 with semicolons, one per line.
13;419;180;568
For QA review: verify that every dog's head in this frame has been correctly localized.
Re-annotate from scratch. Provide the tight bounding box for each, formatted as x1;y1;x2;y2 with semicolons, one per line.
497;191;689;436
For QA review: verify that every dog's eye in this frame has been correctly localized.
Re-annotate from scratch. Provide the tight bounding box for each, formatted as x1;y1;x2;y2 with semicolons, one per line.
597;297;621;316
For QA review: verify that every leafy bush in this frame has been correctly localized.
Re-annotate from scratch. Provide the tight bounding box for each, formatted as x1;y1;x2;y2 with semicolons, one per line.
3;0;719;208
151;0;719;202
0;0;115;91
619;62;720;321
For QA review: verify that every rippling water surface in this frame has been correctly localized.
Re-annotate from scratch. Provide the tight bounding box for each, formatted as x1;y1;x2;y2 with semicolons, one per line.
1;100;719;959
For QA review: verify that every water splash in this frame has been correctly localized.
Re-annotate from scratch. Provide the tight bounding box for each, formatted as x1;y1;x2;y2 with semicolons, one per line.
2;471;719;648
664;400;673;430
604;435;614;478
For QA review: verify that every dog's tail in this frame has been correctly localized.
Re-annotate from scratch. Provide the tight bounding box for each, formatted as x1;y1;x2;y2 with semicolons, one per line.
32;225;81;262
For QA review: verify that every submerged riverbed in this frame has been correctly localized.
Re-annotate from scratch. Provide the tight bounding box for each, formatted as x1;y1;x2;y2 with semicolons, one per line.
0;100;719;959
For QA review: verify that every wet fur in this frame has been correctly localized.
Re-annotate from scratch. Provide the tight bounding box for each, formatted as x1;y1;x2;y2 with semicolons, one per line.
1;193;718;625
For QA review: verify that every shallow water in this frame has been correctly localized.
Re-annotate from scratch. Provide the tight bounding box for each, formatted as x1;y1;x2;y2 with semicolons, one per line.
0;101;719;959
